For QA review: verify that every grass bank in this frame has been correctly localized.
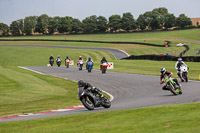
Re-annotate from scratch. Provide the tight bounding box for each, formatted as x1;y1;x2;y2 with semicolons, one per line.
0;102;200;133
0;66;81;117
0;46;199;80
1;29;200;44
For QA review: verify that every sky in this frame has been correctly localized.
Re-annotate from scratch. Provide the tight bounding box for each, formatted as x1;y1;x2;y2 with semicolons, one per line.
0;0;199;25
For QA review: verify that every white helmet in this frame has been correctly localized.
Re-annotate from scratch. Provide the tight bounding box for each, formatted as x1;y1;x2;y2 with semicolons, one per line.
178;58;182;61
160;68;166;74
79;56;82;58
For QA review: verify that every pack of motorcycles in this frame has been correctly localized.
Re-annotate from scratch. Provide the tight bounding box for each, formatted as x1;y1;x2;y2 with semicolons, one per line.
50;58;189;110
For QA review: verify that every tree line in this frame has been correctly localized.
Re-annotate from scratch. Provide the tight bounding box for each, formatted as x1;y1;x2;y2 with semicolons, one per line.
0;7;193;36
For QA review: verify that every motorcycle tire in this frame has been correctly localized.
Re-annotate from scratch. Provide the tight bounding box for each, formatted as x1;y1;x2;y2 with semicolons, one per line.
169;83;178;95
101;96;111;108
102;67;106;74
184;73;188;82
81;97;94;110
88;67;92;72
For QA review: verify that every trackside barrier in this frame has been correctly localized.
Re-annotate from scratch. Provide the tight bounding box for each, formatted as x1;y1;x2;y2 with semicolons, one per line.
122;55;200;62
107;62;114;69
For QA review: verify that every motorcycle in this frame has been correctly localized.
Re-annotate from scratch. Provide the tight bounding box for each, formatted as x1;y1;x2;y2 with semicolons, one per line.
49;59;54;66
65;59;70;68
162;76;182;95
86;61;93;72
101;62;108;74
78;87;111;110
78;60;84;70
179;65;188;82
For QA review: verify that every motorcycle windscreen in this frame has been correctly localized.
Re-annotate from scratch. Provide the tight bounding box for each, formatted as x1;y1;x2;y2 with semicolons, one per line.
78;87;85;98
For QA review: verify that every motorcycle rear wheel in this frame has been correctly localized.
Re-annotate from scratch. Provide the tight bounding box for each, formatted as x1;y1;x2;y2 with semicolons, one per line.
101;96;111;108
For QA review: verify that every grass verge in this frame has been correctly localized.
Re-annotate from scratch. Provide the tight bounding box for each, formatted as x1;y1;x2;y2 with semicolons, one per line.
0;66;80;117
0;102;200;133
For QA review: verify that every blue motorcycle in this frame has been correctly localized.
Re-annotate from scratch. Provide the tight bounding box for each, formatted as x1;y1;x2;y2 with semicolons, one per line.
86;61;93;72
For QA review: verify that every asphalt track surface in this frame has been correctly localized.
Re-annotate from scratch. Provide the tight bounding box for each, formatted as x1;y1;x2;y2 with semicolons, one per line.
0;44;128;60
1;66;200;122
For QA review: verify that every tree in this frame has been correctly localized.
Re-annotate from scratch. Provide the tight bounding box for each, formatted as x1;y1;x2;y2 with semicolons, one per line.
136;14;147;31
152;7;168;29
48;17;58;34
72;18;82;33
121;12;136;32
24;16;37;35
0;23;9;35
108;14;121;32
164;13;176;29
10;19;24;35
17;19;24;35
82;15;97;33
176;14;192;28
35;14;49;33
58;16;73;33
97;16;107;32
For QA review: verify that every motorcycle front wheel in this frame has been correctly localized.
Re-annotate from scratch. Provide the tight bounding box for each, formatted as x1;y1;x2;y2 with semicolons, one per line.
168;83;178;95
81;97;94;110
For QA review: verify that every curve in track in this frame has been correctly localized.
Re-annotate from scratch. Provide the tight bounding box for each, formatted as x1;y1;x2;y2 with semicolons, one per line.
1;66;200;122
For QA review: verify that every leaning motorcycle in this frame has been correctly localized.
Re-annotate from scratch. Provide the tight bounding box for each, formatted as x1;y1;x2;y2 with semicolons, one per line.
86;61;93;72
162;76;182;95
101;62;108;74
78;87;111;110
78;60;84;70
180;65;188;82
65;59;70;68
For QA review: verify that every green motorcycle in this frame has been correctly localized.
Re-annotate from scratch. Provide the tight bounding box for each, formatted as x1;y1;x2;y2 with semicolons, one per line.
162;76;182;95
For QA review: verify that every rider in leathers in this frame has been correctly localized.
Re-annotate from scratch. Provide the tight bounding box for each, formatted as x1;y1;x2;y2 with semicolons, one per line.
49;54;54;66
160;68;181;90
78;80;103;97
175;58;188;82
100;57;108;70
86;57;93;69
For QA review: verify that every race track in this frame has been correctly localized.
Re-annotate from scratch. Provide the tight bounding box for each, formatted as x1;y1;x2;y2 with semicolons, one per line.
1;66;200;122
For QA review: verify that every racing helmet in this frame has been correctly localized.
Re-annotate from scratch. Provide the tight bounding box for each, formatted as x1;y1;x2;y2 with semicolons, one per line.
160;68;166;74
78;80;86;87
178;58;182;61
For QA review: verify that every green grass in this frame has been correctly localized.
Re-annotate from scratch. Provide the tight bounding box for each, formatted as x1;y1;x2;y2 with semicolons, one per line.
0;66;81;117
1;102;200;133
1;40;198;57
0;46;115;66
1;29;200;45
110;60;200;81
0;46;199;80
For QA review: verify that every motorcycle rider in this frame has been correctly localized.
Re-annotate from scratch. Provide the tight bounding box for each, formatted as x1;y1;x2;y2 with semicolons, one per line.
78;80;104;98
175;58;188;82
160;68;181;90
49;54;54;66
56;55;62;64
65;56;70;66
86;57;93;69
77;56;84;66
100;57;108;70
